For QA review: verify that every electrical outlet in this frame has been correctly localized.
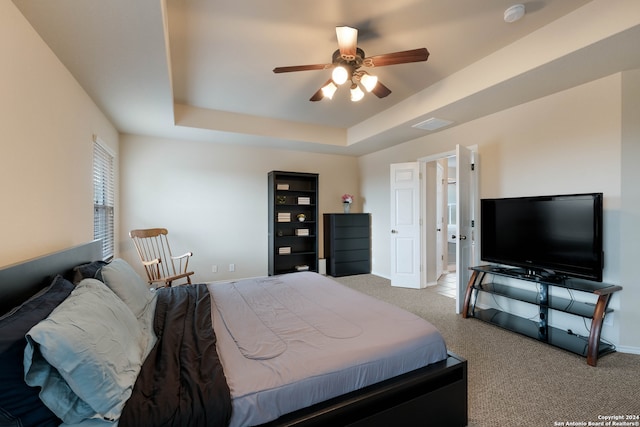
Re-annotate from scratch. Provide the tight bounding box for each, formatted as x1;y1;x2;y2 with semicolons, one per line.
603;312;614;327
229;263;235;272
212;265;218;273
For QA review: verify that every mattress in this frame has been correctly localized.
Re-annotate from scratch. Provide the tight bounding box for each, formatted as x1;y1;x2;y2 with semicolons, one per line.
208;272;447;427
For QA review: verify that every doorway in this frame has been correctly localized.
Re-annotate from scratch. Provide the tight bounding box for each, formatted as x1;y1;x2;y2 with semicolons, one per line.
420;144;478;314
391;145;477;313
446;156;458;274
425;155;458;297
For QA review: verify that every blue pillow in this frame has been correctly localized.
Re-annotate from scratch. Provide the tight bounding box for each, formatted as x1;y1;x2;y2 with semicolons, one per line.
24;278;148;424
0;275;73;427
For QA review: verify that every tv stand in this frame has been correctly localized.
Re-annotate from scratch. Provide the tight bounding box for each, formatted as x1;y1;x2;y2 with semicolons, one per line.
462;265;622;366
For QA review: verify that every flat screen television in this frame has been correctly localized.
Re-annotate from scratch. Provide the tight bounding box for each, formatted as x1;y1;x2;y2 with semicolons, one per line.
480;193;604;282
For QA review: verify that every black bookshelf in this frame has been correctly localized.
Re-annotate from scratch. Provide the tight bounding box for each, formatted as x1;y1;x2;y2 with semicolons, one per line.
268;171;318;275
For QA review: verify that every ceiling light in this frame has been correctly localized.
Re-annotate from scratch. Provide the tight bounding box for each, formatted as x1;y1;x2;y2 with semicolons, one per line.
360;73;378;92
336;26;358;60
332;66;349;85
350;84;365;102
504;4;525;23
321;82;338;99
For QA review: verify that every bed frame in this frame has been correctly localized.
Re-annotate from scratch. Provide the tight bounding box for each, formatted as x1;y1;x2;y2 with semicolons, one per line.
0;241;103;315
1;241;468;427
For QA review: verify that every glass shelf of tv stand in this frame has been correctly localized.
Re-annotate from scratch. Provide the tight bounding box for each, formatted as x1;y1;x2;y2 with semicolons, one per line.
471;309;616;359
469;265;620;294
472;281;611;318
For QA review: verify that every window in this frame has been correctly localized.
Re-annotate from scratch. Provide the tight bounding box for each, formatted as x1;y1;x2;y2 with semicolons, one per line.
93;136;115;260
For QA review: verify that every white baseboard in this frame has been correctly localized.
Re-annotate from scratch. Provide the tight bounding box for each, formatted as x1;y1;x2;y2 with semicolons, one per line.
370;270;390;280
615;345;640;355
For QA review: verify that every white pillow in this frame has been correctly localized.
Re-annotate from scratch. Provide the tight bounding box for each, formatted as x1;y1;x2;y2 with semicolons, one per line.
100;258;158;357
100;258;154;319
24;279;147;424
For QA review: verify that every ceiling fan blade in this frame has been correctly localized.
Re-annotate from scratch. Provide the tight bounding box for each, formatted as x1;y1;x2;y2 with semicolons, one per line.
336;26;358;60
364;48;429;67
309;79;333;102
273;64;332;73
371;80;392;98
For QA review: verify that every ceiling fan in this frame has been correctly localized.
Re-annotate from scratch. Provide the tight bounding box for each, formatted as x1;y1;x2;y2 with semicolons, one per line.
273;26;429;102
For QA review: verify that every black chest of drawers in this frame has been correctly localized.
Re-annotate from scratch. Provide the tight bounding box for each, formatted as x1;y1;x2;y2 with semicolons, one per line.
323;213;371;277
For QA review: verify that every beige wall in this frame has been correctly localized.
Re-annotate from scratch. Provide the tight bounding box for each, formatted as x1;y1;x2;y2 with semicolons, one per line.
360;74;622;279
620;69;640;352
359;73;640;351
0;1;118;267
119;134;360;283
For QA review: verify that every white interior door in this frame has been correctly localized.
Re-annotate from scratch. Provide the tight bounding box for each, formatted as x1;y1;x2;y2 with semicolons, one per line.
436;162;444;280
455;145;475;313
390;162;422;289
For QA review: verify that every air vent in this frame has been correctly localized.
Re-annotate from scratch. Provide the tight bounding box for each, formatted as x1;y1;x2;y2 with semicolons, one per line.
412;117;454;131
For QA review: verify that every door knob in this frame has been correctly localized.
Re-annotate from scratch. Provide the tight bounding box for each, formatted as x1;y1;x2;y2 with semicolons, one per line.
459;235;467;240
391;229;398;234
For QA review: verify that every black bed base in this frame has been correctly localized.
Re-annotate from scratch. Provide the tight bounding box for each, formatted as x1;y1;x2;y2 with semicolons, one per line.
260;352;467;427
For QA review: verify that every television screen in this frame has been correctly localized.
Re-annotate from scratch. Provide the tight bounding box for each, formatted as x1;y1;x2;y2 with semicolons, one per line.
480;193;603;281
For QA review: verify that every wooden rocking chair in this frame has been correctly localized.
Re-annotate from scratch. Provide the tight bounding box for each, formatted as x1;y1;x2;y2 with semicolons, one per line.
129;228;194;287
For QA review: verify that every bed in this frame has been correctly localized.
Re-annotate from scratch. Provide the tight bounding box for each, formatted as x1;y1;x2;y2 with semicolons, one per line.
0;241;467;427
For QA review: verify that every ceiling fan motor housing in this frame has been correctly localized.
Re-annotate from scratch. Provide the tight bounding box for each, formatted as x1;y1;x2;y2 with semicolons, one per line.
332;48;365;69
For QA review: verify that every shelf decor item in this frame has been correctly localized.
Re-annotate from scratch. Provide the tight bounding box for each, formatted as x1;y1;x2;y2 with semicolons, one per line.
277;212;291;222
297;213;306;222
342;193;353;213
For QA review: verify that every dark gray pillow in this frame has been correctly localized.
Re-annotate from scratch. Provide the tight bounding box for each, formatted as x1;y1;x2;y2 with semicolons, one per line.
71;260;108;285
0;275;73;427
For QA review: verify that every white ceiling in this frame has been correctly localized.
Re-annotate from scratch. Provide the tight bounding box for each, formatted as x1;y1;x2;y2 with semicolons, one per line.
11;0;640;156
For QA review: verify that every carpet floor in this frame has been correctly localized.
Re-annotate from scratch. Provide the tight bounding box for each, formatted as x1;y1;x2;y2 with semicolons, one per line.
333;274;640;427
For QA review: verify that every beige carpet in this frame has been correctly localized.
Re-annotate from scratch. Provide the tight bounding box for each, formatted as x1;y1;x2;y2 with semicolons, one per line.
333;274;640;427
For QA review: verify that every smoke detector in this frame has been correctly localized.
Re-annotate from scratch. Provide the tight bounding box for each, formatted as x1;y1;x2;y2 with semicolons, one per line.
504;4;525;23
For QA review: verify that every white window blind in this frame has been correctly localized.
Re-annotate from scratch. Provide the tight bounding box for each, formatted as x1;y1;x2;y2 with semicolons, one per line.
93;137;115;260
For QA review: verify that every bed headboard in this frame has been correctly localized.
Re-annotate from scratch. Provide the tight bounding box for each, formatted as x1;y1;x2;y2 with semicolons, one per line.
0;240;103;315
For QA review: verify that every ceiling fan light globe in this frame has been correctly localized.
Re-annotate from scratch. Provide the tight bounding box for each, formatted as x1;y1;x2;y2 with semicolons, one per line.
336;26;358;59
350;85;365;102
360;74;378;92
332;66;349;85
321;82;338;99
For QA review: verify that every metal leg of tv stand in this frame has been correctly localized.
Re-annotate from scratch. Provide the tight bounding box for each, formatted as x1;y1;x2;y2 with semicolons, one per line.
587;289;618;366
462;270;481;319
